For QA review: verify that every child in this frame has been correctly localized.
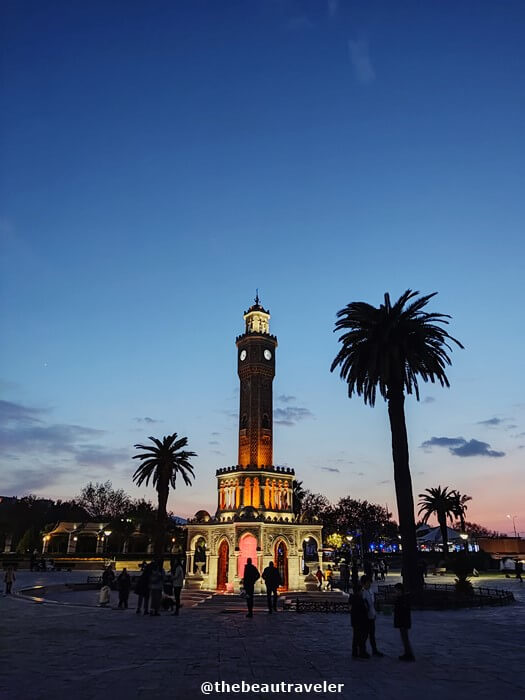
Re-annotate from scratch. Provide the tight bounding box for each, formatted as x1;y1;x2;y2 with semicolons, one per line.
393;583;415;661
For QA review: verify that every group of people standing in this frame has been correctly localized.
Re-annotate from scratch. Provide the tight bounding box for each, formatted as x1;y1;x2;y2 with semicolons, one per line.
350;577;415;662
98;559;185;615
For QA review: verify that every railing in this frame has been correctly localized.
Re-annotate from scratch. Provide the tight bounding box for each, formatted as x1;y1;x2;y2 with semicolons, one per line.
283;598;350;613
375;583;515;610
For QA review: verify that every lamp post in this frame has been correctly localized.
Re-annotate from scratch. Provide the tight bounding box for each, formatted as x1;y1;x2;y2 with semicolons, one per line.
506;514;518;539
104;530;112;554
460;531;468;552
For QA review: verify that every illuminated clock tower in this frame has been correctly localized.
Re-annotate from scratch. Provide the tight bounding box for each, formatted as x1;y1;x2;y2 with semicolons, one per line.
236;294;278;468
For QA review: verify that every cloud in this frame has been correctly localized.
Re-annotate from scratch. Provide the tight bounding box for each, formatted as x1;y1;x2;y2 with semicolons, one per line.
274;406;314;426
477;417;503;427
505;424;517;430
277;394;296;404
512;432;525;438
211;432;221;436
377;480;391;485
1;466;72;494
320;467;340;473
0;400;129;482
327;0;339;18
348;39;375;84
423;397;435;404
134;416;163;424
208;440;220;445
212;450;225;456
421;436;505;458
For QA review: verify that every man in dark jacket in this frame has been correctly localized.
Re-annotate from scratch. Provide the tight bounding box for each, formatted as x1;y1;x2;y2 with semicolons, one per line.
349;584;369;659
394;583;415;661
117;568;131;609
262;561;282;613
135;562;151;615
242;558;260;618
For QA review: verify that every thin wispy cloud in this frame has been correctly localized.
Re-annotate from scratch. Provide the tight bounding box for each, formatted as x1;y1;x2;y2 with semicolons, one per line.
274;406;314;426
348;39;375;84
423;397;436;404
477;417;504;427
421;436;505;458
277;394;296;404
134;416;163;424
327;0;339;18
320;466;340;473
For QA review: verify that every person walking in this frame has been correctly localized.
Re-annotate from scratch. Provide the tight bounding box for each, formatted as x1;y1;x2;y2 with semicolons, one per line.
379;559;386;581
361;576;383;657
4;566;15;595
326;566;334;591
242;557;260;618
349;584;369;659
394;583;415;661
172;559;184;615
117;568;131;609
262;561;282;614
315;566;325;591
135;562;151;615
149;563;164;616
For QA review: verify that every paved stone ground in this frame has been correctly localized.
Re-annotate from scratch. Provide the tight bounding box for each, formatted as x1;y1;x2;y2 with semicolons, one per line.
2;572;524;700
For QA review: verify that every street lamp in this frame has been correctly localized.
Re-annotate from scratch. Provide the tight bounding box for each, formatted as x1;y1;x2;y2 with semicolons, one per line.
103;530;112;554
460;531;468;553
506;514;518;539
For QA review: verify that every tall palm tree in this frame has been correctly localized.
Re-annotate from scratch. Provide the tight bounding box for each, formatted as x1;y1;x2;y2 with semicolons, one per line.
133;433;196;556
418;486;457;555
331;290;463;591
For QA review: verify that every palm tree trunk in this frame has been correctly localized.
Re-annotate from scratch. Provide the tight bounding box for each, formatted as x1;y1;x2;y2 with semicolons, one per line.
154;485;169;558
438;514;449;557
387;389;421;592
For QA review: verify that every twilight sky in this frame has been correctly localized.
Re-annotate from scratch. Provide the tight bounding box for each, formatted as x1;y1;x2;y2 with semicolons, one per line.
1;0;524;534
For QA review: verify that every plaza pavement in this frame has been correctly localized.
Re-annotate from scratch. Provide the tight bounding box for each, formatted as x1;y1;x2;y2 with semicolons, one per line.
1;572;524;700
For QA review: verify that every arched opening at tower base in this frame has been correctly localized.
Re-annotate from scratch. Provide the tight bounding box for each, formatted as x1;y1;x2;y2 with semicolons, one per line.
217;540;229;590
275;539;288;590
238;533;258;578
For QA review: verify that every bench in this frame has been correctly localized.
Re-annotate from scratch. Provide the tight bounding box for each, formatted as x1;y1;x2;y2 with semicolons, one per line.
433;568;447;576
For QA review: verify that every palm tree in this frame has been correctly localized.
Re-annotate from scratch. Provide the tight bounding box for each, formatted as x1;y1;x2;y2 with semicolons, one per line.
133;433;196;556
451;490;472;531
418;486;457;555
292;480;306;518
331;290;463;591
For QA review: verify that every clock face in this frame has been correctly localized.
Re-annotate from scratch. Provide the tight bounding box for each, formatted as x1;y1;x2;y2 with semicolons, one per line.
264;349;272;360
240;350;247;361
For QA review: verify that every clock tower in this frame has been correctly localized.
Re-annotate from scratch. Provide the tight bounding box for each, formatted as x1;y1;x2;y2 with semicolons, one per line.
236;294;278;468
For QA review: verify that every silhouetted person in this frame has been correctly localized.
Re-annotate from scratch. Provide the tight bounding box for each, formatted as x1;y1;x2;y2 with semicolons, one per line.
326;566;334;591
262;561;282;613
242;557;260;618
102;564;115;588
394;583;415;661
117;568;131;609
349;584;369;659
515;560;523;583
4;566;15;595
315;566;324;591
340;562;350;593
364;558;373;580
149;563;164;616
135;561;151;615
379;559;387;581
361;576;383;657
172;559;184;615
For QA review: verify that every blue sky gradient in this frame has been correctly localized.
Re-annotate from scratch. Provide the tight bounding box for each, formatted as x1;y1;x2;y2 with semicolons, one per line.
1;0;524;532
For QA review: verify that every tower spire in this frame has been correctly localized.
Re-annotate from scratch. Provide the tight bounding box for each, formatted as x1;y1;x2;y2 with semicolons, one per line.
255;288;259;306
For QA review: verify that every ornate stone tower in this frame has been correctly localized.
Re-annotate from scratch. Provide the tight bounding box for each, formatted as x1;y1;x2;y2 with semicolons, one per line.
236;294;278;468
